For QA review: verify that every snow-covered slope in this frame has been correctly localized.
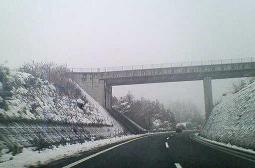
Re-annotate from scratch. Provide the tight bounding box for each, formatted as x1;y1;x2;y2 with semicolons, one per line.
0;70;125;159
0;71;123;129
201;82;255;150
71;80;123;130
0;66;126;165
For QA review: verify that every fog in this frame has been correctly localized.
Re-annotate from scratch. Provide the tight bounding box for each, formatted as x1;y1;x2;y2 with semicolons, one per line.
1;0;255;114
113;78;242;114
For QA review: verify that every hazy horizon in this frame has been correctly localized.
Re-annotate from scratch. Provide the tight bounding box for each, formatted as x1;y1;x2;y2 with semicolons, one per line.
1;0;255;114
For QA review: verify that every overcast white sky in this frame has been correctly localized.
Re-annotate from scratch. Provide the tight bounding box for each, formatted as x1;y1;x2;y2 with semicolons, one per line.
1;0;255;113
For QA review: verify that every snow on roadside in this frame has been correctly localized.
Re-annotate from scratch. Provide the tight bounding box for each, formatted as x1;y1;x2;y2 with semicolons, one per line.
0;135;142;168
195;134;255;154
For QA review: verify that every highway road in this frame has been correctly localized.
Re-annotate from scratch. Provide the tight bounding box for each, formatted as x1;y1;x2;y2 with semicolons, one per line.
47;131;255;168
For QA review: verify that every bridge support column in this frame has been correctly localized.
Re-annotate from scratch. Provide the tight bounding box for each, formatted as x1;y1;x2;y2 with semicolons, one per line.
70;73;107;108
105;85;112;109
203;77;213;120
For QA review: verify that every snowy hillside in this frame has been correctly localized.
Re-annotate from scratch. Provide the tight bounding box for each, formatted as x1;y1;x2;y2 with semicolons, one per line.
201;81;255;150
0;67;125;162
0;70;122;127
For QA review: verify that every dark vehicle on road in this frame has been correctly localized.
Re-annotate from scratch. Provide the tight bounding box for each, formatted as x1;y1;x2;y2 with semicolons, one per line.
175;123;186;133
176;127;183;133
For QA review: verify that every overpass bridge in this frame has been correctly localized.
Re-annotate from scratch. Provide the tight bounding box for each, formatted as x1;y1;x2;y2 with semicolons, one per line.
70;58;255;119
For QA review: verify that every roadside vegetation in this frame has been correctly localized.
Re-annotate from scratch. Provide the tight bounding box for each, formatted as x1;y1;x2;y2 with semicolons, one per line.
214;77;255;107
19;62;80;98
168;100;204;127
0;63;123;161
232;78;255;93
112;92;204;130
0;65;12;112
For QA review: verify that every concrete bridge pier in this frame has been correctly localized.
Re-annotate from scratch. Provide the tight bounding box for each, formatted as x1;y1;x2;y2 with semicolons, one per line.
105;85;112;109
203;77;213;119
71;74;107;108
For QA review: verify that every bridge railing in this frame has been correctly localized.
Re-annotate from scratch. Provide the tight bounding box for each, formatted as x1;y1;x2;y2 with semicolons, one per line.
71;57;255;73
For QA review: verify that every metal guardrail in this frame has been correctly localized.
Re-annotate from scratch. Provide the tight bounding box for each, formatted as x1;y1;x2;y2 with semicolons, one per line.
71;57;255;73
191;135;255;163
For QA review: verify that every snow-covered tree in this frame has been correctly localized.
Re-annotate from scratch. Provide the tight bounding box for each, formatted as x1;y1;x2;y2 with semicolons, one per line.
113;93;176;130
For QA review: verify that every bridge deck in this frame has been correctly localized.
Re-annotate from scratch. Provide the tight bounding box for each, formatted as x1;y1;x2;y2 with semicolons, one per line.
71;57;255;73
71;61;255;85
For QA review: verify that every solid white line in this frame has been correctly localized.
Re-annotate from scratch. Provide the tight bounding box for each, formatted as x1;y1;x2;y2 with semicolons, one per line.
175;163;183;168
165;142;169;148
63;136;145;168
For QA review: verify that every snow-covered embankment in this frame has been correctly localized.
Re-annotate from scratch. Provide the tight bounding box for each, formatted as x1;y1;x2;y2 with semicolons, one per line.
200;81;255;150
0;67;124;164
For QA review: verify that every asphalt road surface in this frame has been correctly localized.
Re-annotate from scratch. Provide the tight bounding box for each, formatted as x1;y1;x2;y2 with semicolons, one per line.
50;132;255;168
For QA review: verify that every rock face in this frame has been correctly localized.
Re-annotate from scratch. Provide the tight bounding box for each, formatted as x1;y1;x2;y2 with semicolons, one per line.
201;82;255;150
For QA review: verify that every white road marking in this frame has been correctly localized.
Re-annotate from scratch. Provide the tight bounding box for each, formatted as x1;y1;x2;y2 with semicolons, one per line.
63;136;145;168
167;137;169;140
175;163;183;168
165;142;169;148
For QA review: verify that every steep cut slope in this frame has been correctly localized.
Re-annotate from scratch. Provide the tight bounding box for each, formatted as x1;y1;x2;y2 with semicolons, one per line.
201;81;255;150
0;70;123;128
0;68;124;160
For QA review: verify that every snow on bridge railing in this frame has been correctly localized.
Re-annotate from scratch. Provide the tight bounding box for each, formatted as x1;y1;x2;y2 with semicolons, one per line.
71;57;255;73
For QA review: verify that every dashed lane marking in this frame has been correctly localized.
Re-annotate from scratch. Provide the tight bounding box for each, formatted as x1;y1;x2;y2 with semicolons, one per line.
174;163;183;168
165;142;169;148
167;137;169;140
